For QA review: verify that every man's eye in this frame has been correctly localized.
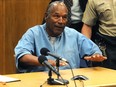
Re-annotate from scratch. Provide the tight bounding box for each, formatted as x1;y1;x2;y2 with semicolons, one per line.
63;16;67;19
54;15;59;18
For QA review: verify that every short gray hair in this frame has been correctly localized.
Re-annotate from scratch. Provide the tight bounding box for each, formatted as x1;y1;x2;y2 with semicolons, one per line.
46;1;67;14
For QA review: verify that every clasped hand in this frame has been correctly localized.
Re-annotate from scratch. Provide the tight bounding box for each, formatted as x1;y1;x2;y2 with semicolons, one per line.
48;59;68;66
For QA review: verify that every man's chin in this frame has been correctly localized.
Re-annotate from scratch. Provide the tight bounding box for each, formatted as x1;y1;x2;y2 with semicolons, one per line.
52;32;62;37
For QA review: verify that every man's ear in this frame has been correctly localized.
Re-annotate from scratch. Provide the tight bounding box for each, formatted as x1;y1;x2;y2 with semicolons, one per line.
44;13;48;21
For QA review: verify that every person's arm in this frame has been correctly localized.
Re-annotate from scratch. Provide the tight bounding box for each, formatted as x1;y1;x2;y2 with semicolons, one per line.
78;32;107;62
81;24;92;39
19;54;67;66
19;54;41;66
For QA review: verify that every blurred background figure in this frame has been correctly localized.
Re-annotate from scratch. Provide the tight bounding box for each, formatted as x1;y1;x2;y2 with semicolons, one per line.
82;0;116;69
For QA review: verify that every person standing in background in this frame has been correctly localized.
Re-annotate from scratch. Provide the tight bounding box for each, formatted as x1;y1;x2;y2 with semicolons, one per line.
68;0;87;32
82;0;116;69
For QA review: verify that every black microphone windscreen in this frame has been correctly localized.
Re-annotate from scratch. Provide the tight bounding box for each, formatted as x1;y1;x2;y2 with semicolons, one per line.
40;48;50;56
38;55;47;64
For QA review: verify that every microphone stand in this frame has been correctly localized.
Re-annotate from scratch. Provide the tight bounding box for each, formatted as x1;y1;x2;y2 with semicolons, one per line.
47;59;69;85
47;70;55;85
47;69;65;85
56;58;60;79
55;59;69;85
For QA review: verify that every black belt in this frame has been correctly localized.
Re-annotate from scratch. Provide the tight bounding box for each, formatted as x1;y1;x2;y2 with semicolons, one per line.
97;32;116;45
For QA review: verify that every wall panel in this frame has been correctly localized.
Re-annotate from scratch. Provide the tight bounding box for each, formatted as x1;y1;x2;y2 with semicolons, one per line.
0;0;5;74
0;0;50;74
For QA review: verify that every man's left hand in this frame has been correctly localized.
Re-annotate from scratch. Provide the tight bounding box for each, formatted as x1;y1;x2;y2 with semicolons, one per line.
84;54;107;62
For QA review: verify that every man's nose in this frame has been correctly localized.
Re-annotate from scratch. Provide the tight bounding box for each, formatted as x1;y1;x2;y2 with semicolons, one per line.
58;17;63;23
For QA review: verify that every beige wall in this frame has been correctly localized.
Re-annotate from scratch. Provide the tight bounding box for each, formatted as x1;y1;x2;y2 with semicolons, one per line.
0;0;50;74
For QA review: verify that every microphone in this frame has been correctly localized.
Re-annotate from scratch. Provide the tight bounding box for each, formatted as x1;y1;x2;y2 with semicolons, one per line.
40;48;69;63
38;55;60;76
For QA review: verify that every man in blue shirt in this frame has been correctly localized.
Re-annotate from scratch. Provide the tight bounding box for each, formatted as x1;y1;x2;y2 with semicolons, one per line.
14;1;106;73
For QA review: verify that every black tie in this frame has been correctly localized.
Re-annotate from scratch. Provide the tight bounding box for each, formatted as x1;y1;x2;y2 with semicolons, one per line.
64;0;73;26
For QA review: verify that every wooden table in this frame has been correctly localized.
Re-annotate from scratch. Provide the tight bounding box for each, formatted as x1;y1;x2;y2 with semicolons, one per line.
1;67;116;87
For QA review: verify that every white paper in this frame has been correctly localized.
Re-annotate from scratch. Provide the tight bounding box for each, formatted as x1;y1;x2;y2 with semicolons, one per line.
0;75;20;83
